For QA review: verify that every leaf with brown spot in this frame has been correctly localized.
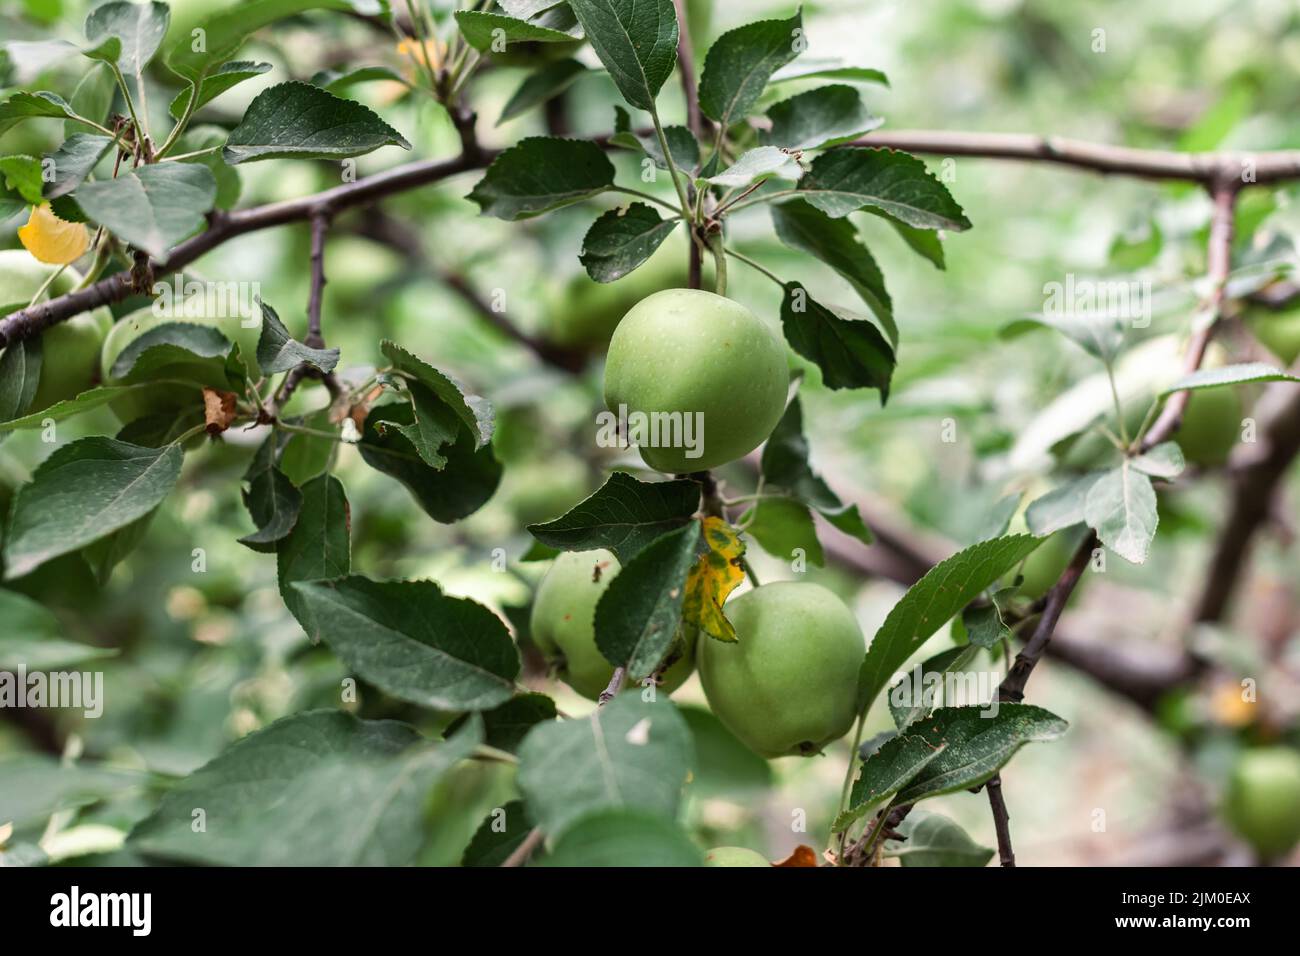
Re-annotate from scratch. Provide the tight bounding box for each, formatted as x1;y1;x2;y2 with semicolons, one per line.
773;845;818;867
681;516;745;643
203;387;237;434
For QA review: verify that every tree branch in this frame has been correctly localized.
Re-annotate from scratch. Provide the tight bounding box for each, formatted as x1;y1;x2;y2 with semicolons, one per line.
985;775;1015;867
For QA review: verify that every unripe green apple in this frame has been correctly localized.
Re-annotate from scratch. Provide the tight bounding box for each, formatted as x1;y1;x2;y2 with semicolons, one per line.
1222;747;1300;859
1245;304;1300;366
501;455;592;525
704;846;770;867
0;250;112;412
699;581;864;759
530;549;695;700
603;289;789;473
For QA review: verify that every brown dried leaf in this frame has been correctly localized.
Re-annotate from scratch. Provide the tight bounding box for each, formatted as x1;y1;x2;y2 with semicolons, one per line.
203;387;237;434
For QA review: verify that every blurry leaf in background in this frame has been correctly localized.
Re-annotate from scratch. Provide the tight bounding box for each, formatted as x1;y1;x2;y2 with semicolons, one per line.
679;705;773;797
542;808;702;867
885;810;994;867
741;496;824;566
462;799;535;867
0;589;117;669
498;58;586;125
0;756;144;833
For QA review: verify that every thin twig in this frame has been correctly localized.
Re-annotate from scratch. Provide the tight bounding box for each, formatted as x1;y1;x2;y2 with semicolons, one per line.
985;775;1015;867
598;667;626;705
500;826;545;868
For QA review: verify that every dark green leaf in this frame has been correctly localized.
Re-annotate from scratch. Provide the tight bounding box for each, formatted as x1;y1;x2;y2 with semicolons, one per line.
0;384;173;431
77;162;217;257
698;10;803;130
542;809;702;866
44;133;114;200
466;136;615;220
858;534;1042;715
772;200;895;341
358;404;502;523
129;710;477;866
292;575;520;711
894;704;1068;804
3;438;183;580
449;693;557;752
498;58;587;125
836;732;947;831
0;756;143;831
760;395;872;545
679;705;773;796
0;590;117;669
81;508;156;584
741;496;824;566
462;800;535;867
0;92;86;136
799;147;971;229
83;1;170;77
579;202;679;282
454;9;580;51
239;466;302;552
869;210;946;269
764;84;882;150
255;301;339;375
526;471;699;564
0;338;42;423
518;694;692;837
780;281;895;396
223;81;411;164
568;0;678;112
593;521;700;678
109;321;232;383
277;473;350;639
168;60;273;119
381;340;489;446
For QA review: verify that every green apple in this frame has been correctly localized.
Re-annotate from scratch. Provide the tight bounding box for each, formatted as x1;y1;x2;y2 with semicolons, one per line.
530;549;695;700
603;289;789;473
1245;304;1300;366
704;846;770;867
0;250;112;413
501;455;592;525
699;581;864;759
1222;746;1300;859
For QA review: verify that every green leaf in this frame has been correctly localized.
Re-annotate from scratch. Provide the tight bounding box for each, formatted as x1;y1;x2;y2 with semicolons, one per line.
498;58;587;125
772;200;895;341
0;155;45;204
836;732;947;831
277;473;350;640
1130;441;1185;479
542;809;702;866
454;9;580;51
741;496;824;566
291;576;520;711
518;694;692;838
0;590;117;670
567;0;678;112
255;300;339;375
0;756;143;831
799;147;971;230
593;521;700;678
698;10;803;130
579;202;679;283
0;338;41;423
108;321;232;383
358;404;502;523
278;408;337;484
449;693;557;752
857;534;1042;715
168;60;273;120
1025;473;1103;536
175;125;242;210
1003;311;1126;364
166;0;357;84
0;91;94;136
704;146;799;188
886;810;994;867
526;471;699;564
0;384;175;431
1160;361;1300;394
888;644;979;730
381;340;489;447
116;405;205;447
239;466;302;552
462;800;535;867
309;65;406;96
44;133;114;200
894;704;1068;804
769;59;889;86
129;710;478;866
81;508;156;584
1084;462;1157;564
764;84;882;150
77;162;217;257
3;438;183;580
84;1;170;76
760;395;872;545
223;81;411;164
680;705;774;796
780;281;895;396
961;604;1010;650
64;63;116;139
870;211;946;269
466;136;615;220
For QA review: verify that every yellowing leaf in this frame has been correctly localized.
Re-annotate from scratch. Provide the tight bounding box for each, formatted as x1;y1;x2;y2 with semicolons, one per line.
18;203;89;265
396;38;444;74
682;516;745;643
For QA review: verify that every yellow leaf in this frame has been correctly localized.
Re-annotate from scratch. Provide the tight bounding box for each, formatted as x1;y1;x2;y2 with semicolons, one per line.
395;38;443;74
682;516;746;642
18;203;89;265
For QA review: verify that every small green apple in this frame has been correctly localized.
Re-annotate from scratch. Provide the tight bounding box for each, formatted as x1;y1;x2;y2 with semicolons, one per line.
699;581;864;759
704;846;770;867
1222;746;1300;859
603;289;789;473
